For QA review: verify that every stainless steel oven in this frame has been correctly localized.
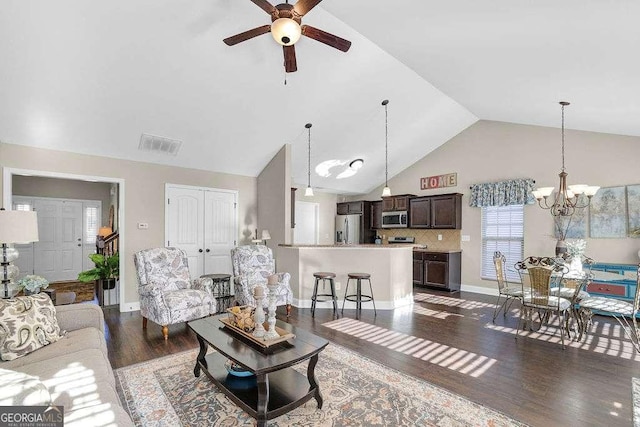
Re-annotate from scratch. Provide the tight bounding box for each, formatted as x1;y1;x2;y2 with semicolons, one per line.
381;211;408;228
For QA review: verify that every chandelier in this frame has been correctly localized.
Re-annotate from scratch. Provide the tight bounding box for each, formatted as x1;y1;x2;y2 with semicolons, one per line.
532;102;599;222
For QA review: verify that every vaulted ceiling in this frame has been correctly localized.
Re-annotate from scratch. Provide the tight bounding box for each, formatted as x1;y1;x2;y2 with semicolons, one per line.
1;1;638;194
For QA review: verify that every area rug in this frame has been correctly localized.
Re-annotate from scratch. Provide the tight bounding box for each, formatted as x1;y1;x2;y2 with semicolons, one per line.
115;343;525;426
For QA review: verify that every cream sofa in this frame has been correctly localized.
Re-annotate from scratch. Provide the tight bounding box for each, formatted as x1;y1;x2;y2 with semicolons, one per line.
1;303;133;426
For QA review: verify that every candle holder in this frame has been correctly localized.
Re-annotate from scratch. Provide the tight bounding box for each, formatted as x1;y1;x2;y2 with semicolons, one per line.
263;281;280;340
252;287;266;338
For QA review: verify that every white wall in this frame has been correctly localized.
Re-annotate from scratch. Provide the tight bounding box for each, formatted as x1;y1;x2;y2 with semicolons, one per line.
0;142;258;306
257;145;291;247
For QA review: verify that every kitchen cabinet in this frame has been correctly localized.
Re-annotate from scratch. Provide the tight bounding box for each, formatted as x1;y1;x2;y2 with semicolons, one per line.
337;201;364;215
409;193;462;229
412;250;461;292
335;201;375;244
381;195;415;212
371;201;382;230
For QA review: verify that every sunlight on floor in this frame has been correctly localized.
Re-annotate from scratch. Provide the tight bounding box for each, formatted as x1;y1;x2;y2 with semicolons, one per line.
323;317;497;377
485;321;640;361
414;293;496;311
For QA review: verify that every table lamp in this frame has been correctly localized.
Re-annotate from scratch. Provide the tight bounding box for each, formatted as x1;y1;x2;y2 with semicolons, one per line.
261;230;271;246
0;209;39;298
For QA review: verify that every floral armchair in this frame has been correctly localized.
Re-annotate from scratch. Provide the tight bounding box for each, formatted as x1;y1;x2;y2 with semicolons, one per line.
231;245;292;316
134;247;216;340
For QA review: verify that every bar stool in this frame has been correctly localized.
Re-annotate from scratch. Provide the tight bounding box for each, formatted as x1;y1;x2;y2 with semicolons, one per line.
311;272;338;317
342;272;376;319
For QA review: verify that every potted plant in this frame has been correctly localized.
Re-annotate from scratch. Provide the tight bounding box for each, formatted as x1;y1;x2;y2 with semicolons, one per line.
17;275;49;295
78;253;119;291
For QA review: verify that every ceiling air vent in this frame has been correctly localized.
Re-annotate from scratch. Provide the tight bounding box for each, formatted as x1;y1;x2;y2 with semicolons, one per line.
138;133;182;156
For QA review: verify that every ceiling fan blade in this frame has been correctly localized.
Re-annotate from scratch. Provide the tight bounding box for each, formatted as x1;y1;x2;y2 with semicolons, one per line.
301;25;351;52
283;45;298;73
223;25;271;46
293;0;323;16
250;0;277;15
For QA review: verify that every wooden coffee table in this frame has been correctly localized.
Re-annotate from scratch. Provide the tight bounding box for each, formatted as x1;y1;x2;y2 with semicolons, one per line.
187;314;329;427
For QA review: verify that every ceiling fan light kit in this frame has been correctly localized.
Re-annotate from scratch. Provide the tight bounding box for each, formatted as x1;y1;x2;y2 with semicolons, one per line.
223;0;351;73
271;18;301;46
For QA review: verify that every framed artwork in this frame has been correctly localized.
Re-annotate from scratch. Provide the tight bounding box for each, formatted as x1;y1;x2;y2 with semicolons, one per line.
553;199;588;239
589;186;627;238
627;184;640;238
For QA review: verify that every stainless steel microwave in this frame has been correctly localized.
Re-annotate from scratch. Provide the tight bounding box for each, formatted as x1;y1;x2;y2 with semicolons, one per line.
381;211;408;228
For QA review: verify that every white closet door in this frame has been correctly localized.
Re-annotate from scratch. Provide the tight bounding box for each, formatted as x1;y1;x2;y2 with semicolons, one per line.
166;185;238;280
166;187;204;277
34;199;83;282
203;190;237;275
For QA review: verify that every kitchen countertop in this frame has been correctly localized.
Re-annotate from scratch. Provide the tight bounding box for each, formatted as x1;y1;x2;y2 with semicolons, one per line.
278;244;461;253
412;248;462;253
279;244;414;248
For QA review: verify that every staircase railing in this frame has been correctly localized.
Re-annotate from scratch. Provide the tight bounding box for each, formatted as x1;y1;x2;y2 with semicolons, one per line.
97;231;119;257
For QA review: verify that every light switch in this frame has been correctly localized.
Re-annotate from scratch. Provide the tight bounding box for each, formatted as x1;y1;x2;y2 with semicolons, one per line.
137;222;149;229
461;235;471;242
438;234;443;241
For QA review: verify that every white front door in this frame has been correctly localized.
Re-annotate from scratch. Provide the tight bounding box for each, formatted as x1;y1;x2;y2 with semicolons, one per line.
166;185;237;279
294;201;319;245
34;199;84;282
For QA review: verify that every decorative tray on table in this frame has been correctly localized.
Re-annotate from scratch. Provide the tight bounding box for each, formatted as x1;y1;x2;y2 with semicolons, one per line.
219;317;296;348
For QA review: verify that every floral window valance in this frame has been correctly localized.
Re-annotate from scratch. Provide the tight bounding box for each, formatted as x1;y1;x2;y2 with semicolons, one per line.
469;178;536;207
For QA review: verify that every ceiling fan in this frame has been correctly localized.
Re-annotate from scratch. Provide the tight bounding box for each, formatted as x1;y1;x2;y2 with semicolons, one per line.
223;0;352;73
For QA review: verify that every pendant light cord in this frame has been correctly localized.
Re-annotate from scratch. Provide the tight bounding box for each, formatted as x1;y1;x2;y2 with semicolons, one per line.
306;123;312;188
384;100;389;187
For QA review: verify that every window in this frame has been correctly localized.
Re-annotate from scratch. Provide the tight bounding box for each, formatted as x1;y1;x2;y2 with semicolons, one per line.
481;205;524;282
85;206;98;244
14;203;32;211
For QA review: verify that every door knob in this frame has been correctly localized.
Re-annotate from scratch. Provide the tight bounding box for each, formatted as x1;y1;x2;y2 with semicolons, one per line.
77;238;81;242
77;244;81;247
198;249;203;253
206;249;210;253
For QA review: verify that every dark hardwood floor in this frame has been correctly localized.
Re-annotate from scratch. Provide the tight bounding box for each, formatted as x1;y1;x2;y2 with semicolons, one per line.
104;288;639;426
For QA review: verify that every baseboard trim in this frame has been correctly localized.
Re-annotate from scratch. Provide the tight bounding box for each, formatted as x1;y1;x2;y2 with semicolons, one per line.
121;301;140;312
460;284;498;297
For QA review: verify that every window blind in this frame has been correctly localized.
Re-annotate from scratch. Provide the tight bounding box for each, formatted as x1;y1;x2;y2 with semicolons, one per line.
481;205;524;282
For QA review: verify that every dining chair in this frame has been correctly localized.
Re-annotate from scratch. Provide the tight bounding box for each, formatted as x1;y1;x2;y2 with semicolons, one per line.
576;263;640;351
492;251;523;322
550;255;594;337
515;256;571;349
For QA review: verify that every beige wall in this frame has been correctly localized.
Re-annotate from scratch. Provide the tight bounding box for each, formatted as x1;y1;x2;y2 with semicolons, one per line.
257;145;292;247
0;142;258;307
13;175;113;225
357;120;640;292
292;185;338;245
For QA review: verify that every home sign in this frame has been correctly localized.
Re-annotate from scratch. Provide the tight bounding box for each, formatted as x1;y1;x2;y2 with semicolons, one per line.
420;173;457;190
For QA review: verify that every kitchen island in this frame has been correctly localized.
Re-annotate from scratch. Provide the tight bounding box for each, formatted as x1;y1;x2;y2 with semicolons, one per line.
277;244;414;311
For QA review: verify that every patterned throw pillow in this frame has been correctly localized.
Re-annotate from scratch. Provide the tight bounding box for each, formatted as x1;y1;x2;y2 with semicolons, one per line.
0;294;63;361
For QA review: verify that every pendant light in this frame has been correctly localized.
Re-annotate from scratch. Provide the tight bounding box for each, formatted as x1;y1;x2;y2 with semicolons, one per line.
304;123;314;197
381;99;391;197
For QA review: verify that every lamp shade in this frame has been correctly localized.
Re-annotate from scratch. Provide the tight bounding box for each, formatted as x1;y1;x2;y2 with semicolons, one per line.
98;226;113;237
0;210;39;243
261;230;271;240
271;18;302;46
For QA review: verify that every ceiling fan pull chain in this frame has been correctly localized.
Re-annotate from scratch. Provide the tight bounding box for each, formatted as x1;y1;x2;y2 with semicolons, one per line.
284;70;287;85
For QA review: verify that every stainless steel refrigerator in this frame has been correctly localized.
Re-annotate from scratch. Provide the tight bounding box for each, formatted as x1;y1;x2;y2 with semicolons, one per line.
335;215;361;244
